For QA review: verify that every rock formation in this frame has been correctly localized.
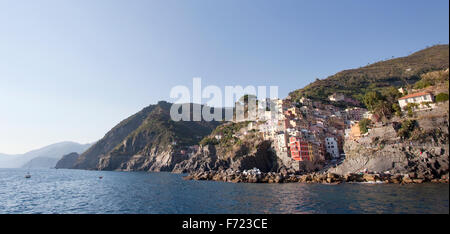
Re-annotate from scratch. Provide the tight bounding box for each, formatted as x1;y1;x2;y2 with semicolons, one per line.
55;152;80;169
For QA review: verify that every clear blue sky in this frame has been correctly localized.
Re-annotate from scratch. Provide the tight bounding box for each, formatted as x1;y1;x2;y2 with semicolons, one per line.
0;0;448;154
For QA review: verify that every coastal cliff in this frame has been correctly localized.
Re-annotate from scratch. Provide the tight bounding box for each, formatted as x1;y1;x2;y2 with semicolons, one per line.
328;103;449;180
172;140;283;174
187;103;449;184
56;45;449;184
55;152;80;169
71;101;221;171
172;121;299;174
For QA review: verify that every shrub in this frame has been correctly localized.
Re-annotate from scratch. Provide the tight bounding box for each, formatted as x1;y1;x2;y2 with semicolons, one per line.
435;93;449;102
359;118;372;134
397;120;418;139
404;103;419;117
199;137;218;146
414;79;434;89
392;103;402;117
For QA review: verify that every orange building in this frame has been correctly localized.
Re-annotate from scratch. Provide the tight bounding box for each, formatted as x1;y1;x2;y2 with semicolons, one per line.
289;137;311;161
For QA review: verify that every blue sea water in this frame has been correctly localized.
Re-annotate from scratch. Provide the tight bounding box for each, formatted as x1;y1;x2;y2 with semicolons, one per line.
0;168;448;214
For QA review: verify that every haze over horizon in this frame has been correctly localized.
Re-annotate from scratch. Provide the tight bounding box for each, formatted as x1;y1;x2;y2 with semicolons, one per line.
0;0;449;154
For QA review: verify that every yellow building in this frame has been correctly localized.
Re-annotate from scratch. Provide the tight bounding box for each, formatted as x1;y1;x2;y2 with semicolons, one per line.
349;123;362;140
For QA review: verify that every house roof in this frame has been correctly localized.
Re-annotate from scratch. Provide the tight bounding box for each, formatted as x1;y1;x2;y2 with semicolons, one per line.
398;92;432;100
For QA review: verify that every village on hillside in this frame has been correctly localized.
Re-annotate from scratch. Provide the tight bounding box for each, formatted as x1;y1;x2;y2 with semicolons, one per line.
172;68;449;176
208;68;450;173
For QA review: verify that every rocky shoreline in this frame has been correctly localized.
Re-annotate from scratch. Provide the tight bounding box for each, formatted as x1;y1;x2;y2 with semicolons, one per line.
183;170;450;184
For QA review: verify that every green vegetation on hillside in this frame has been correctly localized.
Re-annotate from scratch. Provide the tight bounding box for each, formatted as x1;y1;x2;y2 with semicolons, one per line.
289;45;449;105
436;93;449;102
414;69;449;89
199;121;263;159
363;86;402;122
359;118;372;134
200;121;250;147
75;101;222;169
396;120;418;140
404;103;420;117
112;102;222;155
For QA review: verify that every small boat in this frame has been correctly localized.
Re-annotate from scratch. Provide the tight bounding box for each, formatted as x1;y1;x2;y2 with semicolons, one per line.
99;176;103;179
25;173;31;179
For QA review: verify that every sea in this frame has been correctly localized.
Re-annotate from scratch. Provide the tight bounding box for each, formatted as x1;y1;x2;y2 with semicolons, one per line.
0;168;448;214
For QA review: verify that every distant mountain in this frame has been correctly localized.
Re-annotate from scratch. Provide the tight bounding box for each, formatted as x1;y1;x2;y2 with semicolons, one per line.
72;101;223;171
21;157;60;169
290;44;449;104
0;141;92;168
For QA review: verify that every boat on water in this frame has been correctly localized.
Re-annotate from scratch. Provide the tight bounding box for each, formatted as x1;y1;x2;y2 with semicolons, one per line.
25;173;31;179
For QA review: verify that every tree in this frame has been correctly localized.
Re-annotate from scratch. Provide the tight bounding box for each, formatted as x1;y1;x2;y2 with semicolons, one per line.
404;103;419;117
363;91;383;111
373;101;393;121
392;103;402;117
381;87;401;104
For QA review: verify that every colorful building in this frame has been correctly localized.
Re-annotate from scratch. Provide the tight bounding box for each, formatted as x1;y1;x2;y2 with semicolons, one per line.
289;137;326;162
289;137;310;161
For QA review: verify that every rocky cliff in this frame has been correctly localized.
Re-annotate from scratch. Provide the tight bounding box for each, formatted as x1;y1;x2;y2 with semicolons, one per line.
172;122;296;174
55;152;80;169
172;140;283;173
328;106;449;181
70;101;222;171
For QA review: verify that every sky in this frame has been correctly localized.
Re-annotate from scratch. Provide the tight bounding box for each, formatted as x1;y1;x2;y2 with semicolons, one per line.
0;0;448;154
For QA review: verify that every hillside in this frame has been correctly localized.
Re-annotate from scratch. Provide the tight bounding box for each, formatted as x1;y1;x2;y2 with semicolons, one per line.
55;152;80;169
173;121;285;174
289;45;449;104
71;101;223;171
329;101;449;181
21;157;59;169
0;142;92;168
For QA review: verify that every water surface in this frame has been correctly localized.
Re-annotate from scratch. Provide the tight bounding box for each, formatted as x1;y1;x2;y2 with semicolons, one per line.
0;168;448;214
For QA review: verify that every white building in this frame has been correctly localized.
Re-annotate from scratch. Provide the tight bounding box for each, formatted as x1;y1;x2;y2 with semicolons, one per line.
398;92;434;110
286;128;300;137
299;97;312;106
276;133;288;152
247;122;255;131
328;93;345;102
362;111;373;120
325;137;339;158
